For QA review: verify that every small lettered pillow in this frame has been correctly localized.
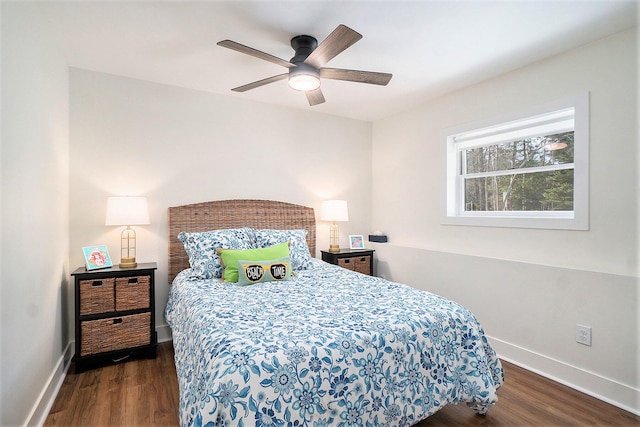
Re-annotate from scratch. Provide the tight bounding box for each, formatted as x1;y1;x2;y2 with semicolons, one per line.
218;241;290;282
237;257;292;286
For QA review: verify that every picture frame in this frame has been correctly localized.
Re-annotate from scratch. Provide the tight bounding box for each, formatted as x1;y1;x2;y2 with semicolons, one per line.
82;245;113;270
349;235;365;250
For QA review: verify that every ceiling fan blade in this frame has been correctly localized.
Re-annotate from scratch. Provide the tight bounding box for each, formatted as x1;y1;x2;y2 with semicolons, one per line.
305;88;325;106
231;74;288;92
218;40;295;69
304;24;362;68
320;68;392;86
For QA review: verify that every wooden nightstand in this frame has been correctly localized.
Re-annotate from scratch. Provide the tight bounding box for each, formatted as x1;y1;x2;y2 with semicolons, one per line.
321;249;375;276
71;262;157;372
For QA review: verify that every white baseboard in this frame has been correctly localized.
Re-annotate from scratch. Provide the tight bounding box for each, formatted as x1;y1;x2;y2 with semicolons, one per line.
26;341;74;427
157;323;173;343
489;335;640;416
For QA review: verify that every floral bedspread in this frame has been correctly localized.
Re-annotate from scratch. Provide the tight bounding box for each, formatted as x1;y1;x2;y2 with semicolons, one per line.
165;259;503;427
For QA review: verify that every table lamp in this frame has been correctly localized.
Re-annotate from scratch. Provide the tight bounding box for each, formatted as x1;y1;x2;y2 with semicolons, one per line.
320;200;349;253
105;196;150;268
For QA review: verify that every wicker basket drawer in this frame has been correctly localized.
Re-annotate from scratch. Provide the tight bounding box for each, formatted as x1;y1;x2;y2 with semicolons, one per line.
79;278;115;315
115;275;150;311
338;258;356;271
354;257;371;275
80;312;151;356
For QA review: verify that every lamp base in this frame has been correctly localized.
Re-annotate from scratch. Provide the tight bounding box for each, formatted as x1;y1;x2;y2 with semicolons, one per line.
119;257;137;269
328;244;340;253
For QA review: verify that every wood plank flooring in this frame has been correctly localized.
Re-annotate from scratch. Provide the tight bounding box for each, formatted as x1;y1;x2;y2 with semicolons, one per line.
45;341;639;426
45;342;180;426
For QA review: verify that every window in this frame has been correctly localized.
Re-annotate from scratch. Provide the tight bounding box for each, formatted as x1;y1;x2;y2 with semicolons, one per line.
443;93;589;230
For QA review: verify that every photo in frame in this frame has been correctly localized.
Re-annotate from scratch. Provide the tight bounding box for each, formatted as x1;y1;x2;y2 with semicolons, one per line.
349;235;365;250
82;245;113;270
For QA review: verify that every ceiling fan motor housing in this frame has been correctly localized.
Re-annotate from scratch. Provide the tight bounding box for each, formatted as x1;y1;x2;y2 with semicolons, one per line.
290;35;318;63
288;35;321;91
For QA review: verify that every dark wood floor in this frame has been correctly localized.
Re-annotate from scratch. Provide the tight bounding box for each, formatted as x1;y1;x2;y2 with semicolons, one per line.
45;341;639;426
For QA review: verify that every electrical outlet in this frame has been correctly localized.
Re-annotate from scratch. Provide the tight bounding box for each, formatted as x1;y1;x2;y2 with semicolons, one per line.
576;324;592;346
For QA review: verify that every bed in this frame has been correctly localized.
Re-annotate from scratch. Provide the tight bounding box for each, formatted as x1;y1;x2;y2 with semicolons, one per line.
165;199;503;426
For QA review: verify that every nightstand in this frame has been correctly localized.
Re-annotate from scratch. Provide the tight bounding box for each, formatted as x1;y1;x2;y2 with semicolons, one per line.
321;249;375;276
71;262;157;372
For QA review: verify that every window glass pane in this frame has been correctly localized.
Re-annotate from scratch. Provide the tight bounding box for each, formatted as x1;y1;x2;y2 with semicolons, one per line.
464;132;574;174
464;169;574;212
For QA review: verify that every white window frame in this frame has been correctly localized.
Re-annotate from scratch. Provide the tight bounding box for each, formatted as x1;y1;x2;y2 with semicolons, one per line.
442;93;589;230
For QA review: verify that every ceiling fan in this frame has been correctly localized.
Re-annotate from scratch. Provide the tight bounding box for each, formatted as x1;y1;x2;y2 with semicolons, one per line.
217;24;392;106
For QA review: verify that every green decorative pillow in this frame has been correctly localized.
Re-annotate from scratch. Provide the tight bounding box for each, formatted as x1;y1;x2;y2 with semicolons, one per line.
237;257;292;286
218;241;289;282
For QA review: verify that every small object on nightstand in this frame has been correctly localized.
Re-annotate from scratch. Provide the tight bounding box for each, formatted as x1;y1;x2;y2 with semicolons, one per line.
321;249;375;276
82;245;113;270
71;262;158;372
368;234;388;243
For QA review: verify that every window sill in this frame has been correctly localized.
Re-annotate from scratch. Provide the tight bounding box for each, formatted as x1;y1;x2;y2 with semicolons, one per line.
441;213;588;230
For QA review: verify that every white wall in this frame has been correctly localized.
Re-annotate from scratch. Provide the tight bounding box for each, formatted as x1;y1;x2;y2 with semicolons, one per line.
69;68;373;340
371;28;638;412
1;3;70;426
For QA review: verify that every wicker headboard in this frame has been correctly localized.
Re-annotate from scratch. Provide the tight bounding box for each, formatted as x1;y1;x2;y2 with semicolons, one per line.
167;199;316;284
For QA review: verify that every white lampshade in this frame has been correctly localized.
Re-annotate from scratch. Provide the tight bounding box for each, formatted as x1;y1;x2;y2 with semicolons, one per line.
105;196;150;226
320;200;349;222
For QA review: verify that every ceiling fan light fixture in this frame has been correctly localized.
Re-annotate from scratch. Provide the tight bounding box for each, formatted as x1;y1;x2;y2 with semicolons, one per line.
288;64;320;91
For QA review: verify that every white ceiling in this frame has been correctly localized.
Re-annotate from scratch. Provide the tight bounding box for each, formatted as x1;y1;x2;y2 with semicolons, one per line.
37;1;638;121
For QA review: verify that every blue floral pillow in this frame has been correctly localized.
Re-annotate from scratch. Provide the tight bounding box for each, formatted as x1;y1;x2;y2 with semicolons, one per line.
255;229;313;270
178;228;257;279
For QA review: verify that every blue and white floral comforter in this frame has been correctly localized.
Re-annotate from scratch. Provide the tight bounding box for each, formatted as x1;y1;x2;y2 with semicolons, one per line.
165;259;503;427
